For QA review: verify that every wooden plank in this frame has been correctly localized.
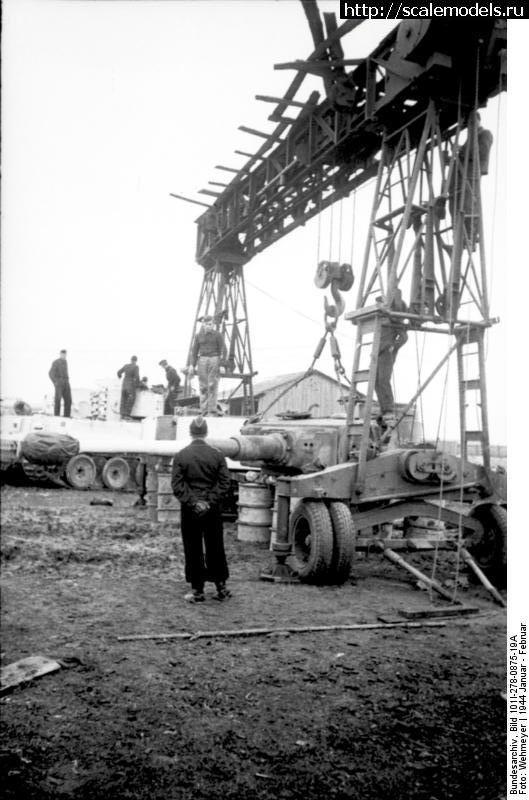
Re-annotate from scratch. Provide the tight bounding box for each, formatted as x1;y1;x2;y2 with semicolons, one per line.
379;542;462;604
117;620;447;642
255;95;317;109
238;126;270;139
234;150;265;160
399;606;480;619
169;192;210;209
275;58;364;71
460;547;506;607
1;656;61;693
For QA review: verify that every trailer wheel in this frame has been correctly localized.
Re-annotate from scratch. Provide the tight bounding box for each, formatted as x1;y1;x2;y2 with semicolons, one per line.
102;457;131;490
65;454;96;490
290;501;333;584
328;502;356;584
468;504;507;587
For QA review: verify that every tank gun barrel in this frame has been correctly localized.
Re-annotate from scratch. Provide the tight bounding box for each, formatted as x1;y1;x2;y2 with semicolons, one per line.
207;434;287;464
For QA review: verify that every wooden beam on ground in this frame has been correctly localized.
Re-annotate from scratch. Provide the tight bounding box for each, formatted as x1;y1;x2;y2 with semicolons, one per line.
399;606;480;619
460;547;506;607
169;192;210;208
378;542;462;604
117;620;447;642
1;656;62;693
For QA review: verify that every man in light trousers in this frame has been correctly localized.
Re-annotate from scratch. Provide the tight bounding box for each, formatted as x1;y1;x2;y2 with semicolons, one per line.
188;316;227;416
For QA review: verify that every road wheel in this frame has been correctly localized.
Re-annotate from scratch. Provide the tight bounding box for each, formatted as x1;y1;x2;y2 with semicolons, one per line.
65;454;96;490
468;504;507;587
102;457;131;490
289;500;333;584
328;502;356;584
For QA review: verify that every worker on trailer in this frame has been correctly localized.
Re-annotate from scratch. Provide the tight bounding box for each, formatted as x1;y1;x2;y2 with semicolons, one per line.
188;316;227;416
48;349;72;418
117;355;140;420
375;289;408;434
448;111;493;244
159;359;181;415
171;415;232;604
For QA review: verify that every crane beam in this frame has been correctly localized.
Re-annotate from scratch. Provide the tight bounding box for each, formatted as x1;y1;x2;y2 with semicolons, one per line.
194;19;506;270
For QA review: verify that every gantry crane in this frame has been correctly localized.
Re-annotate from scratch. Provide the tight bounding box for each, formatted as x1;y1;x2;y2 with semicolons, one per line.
174;11;507;587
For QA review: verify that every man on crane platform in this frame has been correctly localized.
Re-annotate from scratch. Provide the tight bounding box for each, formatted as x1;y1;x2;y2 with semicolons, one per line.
171;415;232;603
188;316;227;416
375;289;408;437
448;112;493;247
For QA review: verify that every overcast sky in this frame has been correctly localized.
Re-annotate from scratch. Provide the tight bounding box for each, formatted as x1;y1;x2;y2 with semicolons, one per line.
1;1;525;446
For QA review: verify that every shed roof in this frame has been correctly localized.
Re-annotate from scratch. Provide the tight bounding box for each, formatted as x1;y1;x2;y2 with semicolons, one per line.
223;369;348;400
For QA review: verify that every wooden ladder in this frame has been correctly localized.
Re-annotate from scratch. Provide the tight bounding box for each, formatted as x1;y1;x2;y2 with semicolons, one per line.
456;325;491;471
347;312;384;483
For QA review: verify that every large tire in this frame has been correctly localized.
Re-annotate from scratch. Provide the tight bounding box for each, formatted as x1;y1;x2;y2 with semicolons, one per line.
289;501;333;584
468;504;507;587
65;454;96;490
102;457;131;490
328;502;356;584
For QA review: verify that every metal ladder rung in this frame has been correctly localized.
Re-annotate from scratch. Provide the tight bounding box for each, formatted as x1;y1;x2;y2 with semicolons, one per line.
465;431;484;442
352;370;371;384
462;379;481;390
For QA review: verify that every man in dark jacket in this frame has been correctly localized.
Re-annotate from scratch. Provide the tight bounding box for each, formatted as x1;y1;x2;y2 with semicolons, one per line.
188;316;227;416
171;415;232;603
375;289;408;427
117;356;140;419
159;359;181;415
49;349;72;417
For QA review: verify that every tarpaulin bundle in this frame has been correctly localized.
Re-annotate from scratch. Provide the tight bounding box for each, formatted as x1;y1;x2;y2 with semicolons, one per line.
20;432;80;465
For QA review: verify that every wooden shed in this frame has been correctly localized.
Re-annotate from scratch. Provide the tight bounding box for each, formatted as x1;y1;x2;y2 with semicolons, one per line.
223;370;349;418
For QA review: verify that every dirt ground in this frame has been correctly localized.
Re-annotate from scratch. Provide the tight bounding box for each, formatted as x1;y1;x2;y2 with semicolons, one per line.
1;485;506;800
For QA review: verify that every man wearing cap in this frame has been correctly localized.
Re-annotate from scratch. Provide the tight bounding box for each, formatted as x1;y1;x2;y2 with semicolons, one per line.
188;317;227;416
171;415;232;603
159;359;181;415
48;349;72;417
117;356;140;420
375;289;408;438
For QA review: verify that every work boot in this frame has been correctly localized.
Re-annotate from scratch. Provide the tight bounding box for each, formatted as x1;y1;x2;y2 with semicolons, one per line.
184;589;205;603
214;583;232;601
382;413;399;449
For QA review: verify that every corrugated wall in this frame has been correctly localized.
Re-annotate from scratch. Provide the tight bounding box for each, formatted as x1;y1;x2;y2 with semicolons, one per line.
256;374;346;418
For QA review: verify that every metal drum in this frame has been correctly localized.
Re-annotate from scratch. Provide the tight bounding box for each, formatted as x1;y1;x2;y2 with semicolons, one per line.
156;472;181;526
237;482;273;543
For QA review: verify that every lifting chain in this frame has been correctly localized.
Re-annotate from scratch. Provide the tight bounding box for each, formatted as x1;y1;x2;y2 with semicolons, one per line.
311;261;354;398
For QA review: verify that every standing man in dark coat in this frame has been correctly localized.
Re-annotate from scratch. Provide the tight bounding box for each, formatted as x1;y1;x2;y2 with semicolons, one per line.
159;359;181;415
49;349;72;417
171;415;232;603
188;316;227;416
117;356;140;419
375;289;408;429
